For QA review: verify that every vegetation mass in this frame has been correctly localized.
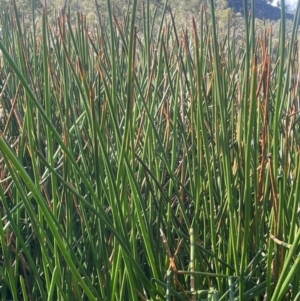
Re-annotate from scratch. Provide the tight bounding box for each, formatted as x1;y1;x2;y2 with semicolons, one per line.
1;0;300;300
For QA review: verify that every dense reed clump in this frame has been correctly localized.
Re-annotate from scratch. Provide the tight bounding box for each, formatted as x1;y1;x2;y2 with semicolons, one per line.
1;0;300;300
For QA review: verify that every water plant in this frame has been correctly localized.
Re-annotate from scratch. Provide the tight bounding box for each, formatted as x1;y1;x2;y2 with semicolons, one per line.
0;0;300;300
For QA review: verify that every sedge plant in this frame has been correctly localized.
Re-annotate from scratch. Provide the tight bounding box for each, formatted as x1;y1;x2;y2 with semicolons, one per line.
0;0;300;300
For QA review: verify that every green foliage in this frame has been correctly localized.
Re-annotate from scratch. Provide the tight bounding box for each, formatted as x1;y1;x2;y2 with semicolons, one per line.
0;0;300;300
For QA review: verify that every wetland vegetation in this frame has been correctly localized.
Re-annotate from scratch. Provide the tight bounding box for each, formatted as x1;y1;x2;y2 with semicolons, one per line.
0;0;300;300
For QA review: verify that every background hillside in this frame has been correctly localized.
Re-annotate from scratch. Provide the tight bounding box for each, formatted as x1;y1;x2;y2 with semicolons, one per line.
0;0;298;25
0;0;298;46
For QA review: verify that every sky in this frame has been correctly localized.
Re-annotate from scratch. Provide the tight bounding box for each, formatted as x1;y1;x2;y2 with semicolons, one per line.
285;0;298;10
270;0;298;11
